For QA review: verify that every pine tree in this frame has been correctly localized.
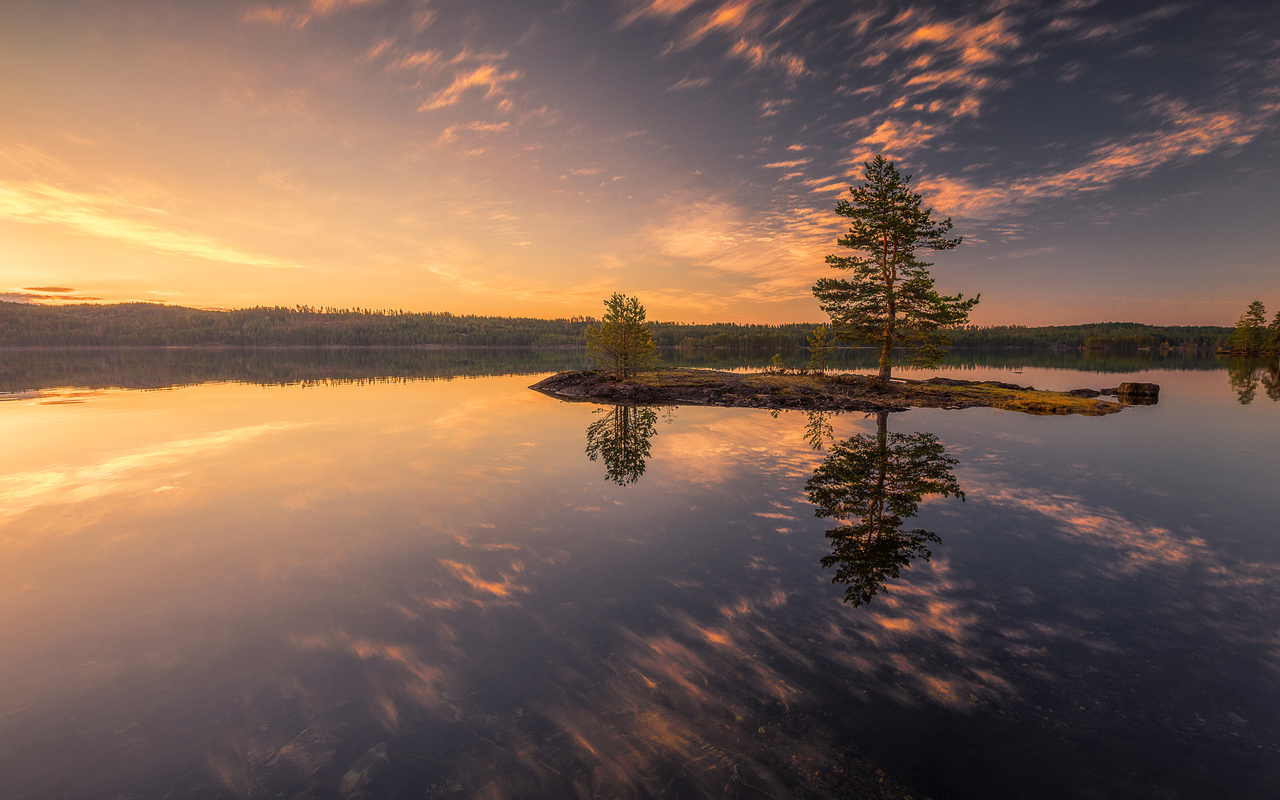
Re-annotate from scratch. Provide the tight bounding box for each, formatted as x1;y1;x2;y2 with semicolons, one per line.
1231;300;1267;353
813;155;978;385
585;293;659;379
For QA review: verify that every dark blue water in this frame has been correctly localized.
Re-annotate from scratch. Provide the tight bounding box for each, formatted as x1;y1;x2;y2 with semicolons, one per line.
0;350;1276;799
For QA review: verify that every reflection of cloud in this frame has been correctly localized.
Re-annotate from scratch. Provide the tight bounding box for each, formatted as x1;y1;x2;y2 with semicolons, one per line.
438;558;529;600
0;423;306;525
978;484;1205;576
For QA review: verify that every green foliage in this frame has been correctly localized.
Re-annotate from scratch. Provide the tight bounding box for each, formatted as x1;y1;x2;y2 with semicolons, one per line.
1231;300;1269;353
1226;357;1280;405
813;155;978;383
585;293;659;378
584;406;659;486
0;302;595;347
0;302;1236;352
806;326;833;372
804;412;964;607
947;322;1231;350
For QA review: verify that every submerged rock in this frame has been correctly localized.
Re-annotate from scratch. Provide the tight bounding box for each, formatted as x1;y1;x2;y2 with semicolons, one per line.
1116;382;1160;405
339;742;390;798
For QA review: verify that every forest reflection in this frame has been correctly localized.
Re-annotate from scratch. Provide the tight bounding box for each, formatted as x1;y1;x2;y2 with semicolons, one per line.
1226;357;1280;404
584;405;660;485
804;411;965;607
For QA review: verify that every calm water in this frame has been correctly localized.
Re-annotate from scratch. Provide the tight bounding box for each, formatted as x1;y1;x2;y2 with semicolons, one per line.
1;349;1277;799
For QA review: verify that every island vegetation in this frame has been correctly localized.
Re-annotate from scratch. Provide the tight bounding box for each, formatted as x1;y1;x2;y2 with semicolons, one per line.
813;155;978;384
544;155;1149;417
1222;300;1280;355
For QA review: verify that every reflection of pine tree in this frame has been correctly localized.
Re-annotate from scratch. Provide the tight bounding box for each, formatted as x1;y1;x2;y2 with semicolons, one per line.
1227;358;1261;405
804;411;963;607
803;410;838;451
585;406;659;486
1264;361;1280;402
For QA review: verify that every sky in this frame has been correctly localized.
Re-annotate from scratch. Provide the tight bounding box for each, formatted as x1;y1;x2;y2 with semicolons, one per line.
1;0;1278;325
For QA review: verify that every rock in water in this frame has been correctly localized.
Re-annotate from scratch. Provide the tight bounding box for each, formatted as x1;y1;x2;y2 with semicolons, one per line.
1116;382;1159;405
339;742;390;798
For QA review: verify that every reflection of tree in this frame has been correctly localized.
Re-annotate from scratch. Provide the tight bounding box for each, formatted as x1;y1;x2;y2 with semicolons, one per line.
803;410;838;451
804;411;964;607
1228;358;1280;405
1228;359;1259;404
585;405;659;486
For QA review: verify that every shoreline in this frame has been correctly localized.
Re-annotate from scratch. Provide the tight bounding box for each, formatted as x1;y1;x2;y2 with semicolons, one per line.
530;369;1153;415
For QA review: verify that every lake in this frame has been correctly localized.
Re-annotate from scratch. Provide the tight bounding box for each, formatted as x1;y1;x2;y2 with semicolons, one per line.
1;348;1277;799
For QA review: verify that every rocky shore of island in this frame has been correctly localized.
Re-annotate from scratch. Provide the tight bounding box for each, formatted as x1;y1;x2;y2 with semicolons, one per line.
531;369;1159;416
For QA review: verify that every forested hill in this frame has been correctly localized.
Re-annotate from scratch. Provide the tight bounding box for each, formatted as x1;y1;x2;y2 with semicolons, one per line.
0;301;1232;349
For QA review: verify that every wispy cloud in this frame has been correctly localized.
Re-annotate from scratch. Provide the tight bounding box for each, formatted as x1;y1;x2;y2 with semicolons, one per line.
418;63;523;111
621;0;812;79
0;181;303;270
242;0;382;29
919;98;1278;218
666;76;713;92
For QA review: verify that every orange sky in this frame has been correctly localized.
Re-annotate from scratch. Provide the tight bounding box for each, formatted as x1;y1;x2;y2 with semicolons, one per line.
2;0;1278;325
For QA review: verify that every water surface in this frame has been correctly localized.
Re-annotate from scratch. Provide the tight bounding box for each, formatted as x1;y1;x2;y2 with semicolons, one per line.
1;349;1277;799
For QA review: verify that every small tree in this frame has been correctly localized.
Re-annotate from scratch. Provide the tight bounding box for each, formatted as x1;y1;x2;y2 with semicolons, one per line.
806;326;834;372
1267;310;1280;354
813;155;978;386
1231;300;1268;353
585;293;659;378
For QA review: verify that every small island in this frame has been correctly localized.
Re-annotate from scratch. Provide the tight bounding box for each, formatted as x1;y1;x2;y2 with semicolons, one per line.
532;369;1156;416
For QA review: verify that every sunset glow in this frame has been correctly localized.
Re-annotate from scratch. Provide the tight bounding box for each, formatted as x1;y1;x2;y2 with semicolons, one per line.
2;0;1277;324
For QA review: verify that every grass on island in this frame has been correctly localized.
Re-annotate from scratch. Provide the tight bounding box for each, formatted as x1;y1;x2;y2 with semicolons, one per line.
613;367;1122;415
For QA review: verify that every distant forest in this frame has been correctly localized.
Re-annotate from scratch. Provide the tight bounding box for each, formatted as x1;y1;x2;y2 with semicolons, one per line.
0;301;1233;349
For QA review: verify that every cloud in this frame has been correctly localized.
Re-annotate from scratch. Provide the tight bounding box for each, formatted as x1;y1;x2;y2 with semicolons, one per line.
918;98;1279;218
0;291;101;304
389;50;443;72
434;121;513;147
665;76;713;92
0;182;303;270
418;64;523;111
850;119;945;163
242;0;381;29
621;0;812;79
632;196;837;311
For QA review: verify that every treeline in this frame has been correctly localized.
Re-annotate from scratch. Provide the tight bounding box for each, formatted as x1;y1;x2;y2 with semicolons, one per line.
0;301;1235;350
947;322;1232;349
0;302;593;347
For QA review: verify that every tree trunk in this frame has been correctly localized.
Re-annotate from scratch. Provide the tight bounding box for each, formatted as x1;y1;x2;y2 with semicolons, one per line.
877;336;893;385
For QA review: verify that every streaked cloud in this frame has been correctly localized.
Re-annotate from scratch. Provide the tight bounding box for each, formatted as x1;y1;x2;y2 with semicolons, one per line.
243;0;383;29
0;181;304;270
418;63;523;111
920;98;1278;219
